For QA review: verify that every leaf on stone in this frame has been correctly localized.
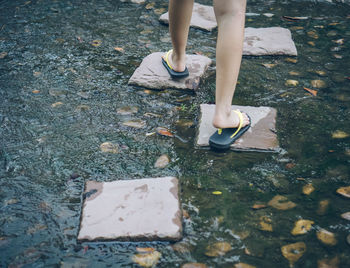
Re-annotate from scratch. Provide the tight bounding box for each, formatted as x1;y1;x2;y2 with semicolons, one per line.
285;80;299;86
281;242;306;266
336;186;350;198
317;256;339;268
259;216;273;232
302;183;315;195
123;120;146;129
268;195;296;210
303;87;318;96
156;127;174;137
205;242;232;257
341;212;350;221
0;52;8;59
154;154;170;169
212;191;222;195
91;39;102;47
316;229;337;246
132;250;161;268
100;142;118;154
332;131;349;139
317;199;330;215
234;263;256;268
291;219;314;235
51;102;63;108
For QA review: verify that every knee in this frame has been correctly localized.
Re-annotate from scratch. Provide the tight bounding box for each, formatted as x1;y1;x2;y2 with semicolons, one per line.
214;0;246;20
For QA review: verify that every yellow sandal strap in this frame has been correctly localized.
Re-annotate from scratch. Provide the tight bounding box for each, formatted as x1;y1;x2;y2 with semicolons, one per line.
165;49;174;70
230;110;243;139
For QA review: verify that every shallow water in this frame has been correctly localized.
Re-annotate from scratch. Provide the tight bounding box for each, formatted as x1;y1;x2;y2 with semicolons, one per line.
1;0;350;267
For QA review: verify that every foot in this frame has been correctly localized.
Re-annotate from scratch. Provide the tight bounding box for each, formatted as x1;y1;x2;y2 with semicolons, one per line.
162;50;187;73
212;109;250;129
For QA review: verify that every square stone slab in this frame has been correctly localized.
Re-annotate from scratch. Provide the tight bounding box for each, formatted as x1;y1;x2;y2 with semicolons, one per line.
197;104;279;152
128;52;212;91
78;177;182;242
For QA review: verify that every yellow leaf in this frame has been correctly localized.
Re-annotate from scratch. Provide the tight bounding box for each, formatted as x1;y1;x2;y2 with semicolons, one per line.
212;191;222;195
332;130;349;139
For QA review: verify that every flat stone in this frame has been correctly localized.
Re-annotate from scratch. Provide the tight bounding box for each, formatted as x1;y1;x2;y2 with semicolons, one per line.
243;27;297;56
160;4;297;56
78;177;182;241
159;3;216;31
128;52;212;91
197;104;279;152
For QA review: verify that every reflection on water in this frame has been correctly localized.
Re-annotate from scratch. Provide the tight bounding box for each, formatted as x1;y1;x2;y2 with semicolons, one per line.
0;0;349;267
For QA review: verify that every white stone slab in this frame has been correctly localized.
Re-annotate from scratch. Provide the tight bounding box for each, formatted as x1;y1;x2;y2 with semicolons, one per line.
128;52;212;91
197;104;279;152
78;177;182;241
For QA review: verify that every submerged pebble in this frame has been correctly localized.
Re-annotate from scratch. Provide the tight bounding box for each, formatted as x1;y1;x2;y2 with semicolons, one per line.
205;242;232;257
281;242;306;266
181;263;207;268
100;142;118;153
132;250;161;268
154;154;170;168
268;195;296;210
316;229;337;246
336;186;350;198
291;219;314;235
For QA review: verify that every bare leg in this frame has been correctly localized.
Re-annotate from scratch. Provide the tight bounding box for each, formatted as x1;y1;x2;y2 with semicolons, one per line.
162;0;194;72
212;0;249;129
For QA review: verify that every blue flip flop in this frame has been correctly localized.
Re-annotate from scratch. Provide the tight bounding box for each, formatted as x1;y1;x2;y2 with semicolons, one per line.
209;110;251;150
161;49;189;79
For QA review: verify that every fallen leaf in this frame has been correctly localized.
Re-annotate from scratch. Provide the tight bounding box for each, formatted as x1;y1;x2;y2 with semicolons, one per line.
156;127;174;137
251;204;267;210
262;63;276;68
136;247;155;253
132;250;161;268
282;16;308;21
212;191;222;195
307;30;319;39
303;87;317;96
317;256;339;268
308;41;316;46
51;102;63;108
154;154;170;168
311;79;327;88
100;142;118;153
91;39;102;47
336;186;350;198
181;263;207;268
114;47;124;52
32;90;40;94
332;131;349;139
285;57;298;63
290;26;304;30
285;80;299;86
117;106;138;115
291;219;314;235
123;120;146;129
0;52;8;59
268;195;296;210
234;263;256;268
289;71;301;76
205;242;231;257
281;242;306;267
317;199;330;215
340;212;350;221
259;216;273;232
316;229;337;246
302;184;315;195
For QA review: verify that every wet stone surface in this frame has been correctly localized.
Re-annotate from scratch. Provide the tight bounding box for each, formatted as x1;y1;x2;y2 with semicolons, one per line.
197;104;279;152
128;52;212;91
78;177;182;241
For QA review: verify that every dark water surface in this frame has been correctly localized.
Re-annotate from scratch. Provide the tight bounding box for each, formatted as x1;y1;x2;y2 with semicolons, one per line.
1;0;350;267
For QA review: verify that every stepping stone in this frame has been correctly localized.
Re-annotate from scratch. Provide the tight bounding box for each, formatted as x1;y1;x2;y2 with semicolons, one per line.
197;104;279;152
128;52;212;91
160;3;297;56
78;177;182;241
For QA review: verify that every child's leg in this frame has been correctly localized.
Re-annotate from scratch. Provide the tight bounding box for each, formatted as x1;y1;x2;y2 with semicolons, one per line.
212;0;249;129
163;0;194;72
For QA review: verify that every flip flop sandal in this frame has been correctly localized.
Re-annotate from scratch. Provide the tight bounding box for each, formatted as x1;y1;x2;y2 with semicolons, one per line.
209;110;251;150
161;49;189;79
